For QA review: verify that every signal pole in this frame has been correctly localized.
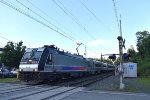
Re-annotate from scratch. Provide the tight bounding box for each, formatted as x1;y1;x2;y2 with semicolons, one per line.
84;46;87;58
117;16;125;89
101;53;103;61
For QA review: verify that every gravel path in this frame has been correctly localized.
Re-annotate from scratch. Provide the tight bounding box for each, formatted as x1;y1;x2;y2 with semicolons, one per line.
85;75;150;93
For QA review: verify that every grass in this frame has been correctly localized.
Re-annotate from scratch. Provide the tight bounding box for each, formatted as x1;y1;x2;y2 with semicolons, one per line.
123;77;150;93
138;77;150;85
123;85;138;92
91;77;150;93
0;78;20;83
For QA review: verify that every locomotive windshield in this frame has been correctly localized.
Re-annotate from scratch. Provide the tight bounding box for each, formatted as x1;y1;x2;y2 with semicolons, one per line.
21;51;42;63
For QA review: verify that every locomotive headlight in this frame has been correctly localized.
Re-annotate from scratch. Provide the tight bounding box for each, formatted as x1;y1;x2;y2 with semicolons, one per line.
35;68;38;71
33;68;38;71
20;69;23;71
28;59;32;64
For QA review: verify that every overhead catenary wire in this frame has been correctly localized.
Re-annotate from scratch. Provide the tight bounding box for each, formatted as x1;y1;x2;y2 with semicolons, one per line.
112;0;120;33
0;35;11;41
52;0;97;40
0;0;106;57
25;0;83;42
0;42;6;47
0;35;16;46
0;0;84;51
22;0;96;54
55;0;109;53
16;0;76;41
0;0;76;43
26;0;108;55
79;0;116;54
79;0;113;34
50;0;108;56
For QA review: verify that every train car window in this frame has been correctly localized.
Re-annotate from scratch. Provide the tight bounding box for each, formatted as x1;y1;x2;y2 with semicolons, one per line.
46;54;52;65
21;51;42;62
21;52;32;62
32;51;42;61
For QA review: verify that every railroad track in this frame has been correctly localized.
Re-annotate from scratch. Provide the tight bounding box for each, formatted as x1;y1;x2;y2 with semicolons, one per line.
0;84;83;100
0;72;113;100
54;72;113;87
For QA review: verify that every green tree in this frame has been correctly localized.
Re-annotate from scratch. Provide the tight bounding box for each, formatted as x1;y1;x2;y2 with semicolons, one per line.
127;45;135;55
127;45;137;62
136;31;150;58
0;41;26;69
134;31;150;77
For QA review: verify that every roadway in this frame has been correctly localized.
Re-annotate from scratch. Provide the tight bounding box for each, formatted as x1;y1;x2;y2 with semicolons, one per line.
0;83;150;100
62;90;150;100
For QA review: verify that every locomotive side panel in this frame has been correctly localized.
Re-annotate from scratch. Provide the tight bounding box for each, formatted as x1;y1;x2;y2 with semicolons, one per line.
53;52;90;73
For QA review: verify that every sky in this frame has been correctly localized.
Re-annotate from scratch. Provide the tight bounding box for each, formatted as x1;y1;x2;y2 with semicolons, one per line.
0;0;150;58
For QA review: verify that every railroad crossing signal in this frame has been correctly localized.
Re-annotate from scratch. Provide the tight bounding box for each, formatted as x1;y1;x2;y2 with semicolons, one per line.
101;53;118;62
108;54;116;61
123;53;131;61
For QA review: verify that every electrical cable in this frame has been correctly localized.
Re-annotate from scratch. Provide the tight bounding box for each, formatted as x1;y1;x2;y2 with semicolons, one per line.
0;0;75;42
79;0;113;34
26;0;82;42
16;0;76;41
53;0;96;40
112;0;120;33
0;0;107;57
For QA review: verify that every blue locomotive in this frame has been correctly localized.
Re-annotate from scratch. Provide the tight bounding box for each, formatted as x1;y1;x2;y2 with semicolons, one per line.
18;45;115;83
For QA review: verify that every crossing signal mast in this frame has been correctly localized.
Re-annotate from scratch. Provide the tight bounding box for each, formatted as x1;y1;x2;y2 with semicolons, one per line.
118;16;125;89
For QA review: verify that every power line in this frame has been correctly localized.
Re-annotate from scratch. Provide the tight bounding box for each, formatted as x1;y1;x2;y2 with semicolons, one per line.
0;0;106;57
54;0;109;56
0;42;6;46
52;0;96;40
112;0;120;32
79;0;113;34
26;0;81;41
23;0;94;52
16;0;76;41
0;35;15;47
0;0;76;42
0;35;11;41
54;0;108;54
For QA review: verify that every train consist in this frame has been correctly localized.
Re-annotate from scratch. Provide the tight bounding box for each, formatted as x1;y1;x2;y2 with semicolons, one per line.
18;45;115;83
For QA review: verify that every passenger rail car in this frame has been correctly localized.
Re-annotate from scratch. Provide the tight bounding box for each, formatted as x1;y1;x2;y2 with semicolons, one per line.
18;45;115;83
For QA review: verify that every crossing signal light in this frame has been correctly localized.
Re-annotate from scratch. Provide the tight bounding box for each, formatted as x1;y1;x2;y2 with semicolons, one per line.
109;54;116;61
123;53;131;61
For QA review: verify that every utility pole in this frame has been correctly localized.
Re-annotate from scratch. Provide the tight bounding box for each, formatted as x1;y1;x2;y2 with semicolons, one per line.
117;16;125;89
101;53;103;61
84;46;87;58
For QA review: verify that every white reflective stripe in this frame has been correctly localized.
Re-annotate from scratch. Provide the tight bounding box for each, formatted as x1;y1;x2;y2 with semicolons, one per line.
19;64;38;71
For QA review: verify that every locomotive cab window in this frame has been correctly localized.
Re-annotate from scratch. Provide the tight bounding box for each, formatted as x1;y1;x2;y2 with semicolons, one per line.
46;54;52;65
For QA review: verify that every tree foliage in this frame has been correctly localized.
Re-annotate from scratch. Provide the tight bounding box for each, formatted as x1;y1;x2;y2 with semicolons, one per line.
128;31;150;77
136;31;150;58
0;41;26;69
